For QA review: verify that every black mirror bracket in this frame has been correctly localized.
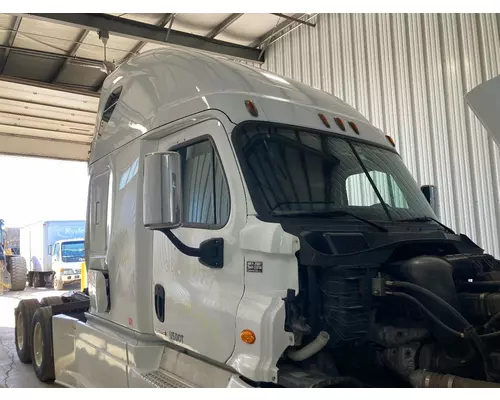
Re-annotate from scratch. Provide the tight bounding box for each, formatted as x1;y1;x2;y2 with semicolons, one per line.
159;228;224;268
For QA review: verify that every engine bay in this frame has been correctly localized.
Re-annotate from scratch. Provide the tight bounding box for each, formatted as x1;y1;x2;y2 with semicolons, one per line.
279;230;500;388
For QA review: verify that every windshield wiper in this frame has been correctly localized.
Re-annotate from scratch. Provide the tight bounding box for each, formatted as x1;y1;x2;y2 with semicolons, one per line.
270;210;388;232
395;216;455;234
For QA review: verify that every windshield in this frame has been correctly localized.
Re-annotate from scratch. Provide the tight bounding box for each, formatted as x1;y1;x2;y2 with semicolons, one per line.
232;122;437;223
61;241;85;263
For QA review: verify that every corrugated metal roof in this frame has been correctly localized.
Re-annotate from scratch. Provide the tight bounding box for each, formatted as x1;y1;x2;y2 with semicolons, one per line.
0;13;309;91
0;12;315;161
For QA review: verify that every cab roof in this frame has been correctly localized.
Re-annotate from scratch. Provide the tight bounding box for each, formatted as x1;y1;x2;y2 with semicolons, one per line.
91;47;391;162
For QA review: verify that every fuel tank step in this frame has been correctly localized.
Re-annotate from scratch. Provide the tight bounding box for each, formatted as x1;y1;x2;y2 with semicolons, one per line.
141;369;194;388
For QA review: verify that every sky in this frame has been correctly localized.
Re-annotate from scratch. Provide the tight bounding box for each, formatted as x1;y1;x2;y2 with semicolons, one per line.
0;155;89;228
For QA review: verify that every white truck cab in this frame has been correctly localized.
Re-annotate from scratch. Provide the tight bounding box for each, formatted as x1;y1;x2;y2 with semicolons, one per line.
50;238;84;290
13;49;500;389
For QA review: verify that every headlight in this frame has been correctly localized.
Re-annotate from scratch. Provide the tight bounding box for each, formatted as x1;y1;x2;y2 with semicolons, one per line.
60;269;74;275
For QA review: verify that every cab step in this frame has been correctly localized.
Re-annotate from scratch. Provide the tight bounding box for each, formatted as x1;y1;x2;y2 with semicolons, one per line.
141;369;194;388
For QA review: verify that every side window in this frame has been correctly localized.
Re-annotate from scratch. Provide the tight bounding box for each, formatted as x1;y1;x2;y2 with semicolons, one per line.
176;139;230;227
53;243;60;261
89;169;111;259
346;171;408;208
99;86;122;135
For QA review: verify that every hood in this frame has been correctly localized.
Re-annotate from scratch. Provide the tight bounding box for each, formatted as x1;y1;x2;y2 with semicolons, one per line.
465;75;500;147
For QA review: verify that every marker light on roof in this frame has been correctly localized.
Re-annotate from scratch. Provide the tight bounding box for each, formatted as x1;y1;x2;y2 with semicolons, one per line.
348;121;360;135
334;117;346;131
318;114;330;128
386;135;396;147
245;100;258;117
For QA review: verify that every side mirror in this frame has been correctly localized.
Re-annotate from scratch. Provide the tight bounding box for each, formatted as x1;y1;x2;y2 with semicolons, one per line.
143;151;182;229
142;151;224;268
48;245;52;256
421;185;440;219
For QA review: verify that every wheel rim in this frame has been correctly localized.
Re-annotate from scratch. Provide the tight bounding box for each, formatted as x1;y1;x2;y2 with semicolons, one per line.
16;312;24;350
33;322;43;367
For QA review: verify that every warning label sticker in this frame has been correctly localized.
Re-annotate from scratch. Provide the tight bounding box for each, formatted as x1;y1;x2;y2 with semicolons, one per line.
246;261;263;273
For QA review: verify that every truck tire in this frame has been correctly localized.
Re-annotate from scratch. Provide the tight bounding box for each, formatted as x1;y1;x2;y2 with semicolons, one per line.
15;299;41;363
9;256;27;291
31;307;55;382
40;296;63;307
53;277;64;290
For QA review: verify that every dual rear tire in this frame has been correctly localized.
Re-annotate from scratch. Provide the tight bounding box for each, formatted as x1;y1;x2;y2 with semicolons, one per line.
14;299;58;382
31;307;55;382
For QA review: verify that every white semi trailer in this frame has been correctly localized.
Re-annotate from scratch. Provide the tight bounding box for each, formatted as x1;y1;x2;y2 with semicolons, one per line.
13;48;500;388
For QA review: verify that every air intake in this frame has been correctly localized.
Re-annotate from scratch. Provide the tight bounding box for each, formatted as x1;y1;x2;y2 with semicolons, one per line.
324;233;370;255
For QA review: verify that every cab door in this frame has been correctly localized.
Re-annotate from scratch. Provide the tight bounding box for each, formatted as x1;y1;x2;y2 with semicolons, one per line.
152;119;246;363
52;242;60;270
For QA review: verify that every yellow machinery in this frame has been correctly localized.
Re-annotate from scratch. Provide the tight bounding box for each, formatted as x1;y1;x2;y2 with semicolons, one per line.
0;219;27;292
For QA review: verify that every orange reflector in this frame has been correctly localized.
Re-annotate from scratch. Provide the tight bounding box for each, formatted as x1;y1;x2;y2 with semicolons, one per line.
240;329;256;344
245;100;258;117
348;121;360;135
318;113;330;128
334;117;346;131
386;135;396;147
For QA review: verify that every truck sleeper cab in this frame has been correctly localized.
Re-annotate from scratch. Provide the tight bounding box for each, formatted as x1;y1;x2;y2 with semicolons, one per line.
13;48;500;388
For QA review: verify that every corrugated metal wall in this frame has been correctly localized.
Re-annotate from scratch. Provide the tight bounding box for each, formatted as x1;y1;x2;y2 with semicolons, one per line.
263;13;500;257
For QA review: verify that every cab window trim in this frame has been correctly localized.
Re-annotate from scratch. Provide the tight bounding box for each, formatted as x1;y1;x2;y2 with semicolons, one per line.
170;134;231;230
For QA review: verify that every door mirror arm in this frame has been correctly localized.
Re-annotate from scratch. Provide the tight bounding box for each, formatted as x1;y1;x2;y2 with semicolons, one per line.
159;228;224;268
143;151;224;268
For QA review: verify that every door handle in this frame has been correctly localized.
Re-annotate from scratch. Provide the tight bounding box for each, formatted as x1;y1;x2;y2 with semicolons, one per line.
154;284;165;323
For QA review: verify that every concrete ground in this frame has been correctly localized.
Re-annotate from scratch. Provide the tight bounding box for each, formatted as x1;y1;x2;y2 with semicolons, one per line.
0;283;79;388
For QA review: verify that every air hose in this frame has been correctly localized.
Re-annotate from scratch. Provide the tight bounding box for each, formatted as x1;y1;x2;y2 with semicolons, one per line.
287;331;330;362
386;280;492;382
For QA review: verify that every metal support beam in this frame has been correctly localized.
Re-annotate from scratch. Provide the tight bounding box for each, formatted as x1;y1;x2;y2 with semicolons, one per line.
93;14;176;93
120;13;176;64
0;42;108;94
0;16;22;74
50;29;89;83
206;14;243;39
271;13;316;28
264;14;318;48
250;13;308;48
0;43;104;66
22;13;264;63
